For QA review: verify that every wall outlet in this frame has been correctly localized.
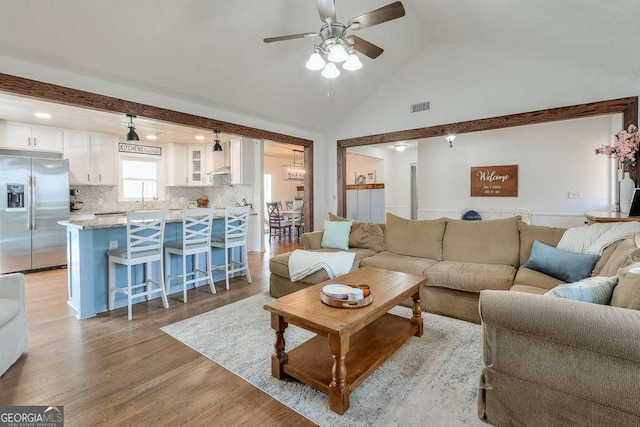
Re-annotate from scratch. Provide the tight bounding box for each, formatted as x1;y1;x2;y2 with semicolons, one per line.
108;240;118;250
568;191;582;199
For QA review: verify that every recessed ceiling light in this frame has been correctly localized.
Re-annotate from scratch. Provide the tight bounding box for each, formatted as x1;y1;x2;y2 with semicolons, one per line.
194;135;205;140
34;112;51;119
146;134;158;140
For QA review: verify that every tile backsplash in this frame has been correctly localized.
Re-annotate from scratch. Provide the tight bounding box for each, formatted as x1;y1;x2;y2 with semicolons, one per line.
71;184;254;212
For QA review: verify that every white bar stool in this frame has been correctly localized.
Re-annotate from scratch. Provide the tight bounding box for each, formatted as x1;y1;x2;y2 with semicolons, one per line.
164;208;215;302
108;210;169;320
211;206;252;290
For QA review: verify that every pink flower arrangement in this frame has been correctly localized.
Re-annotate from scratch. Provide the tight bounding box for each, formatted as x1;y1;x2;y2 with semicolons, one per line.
596;124;640;169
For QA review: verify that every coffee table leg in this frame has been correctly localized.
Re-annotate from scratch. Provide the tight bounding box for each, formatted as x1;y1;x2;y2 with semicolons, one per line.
328;334;350;414
271;313;288;379
412;289;424;337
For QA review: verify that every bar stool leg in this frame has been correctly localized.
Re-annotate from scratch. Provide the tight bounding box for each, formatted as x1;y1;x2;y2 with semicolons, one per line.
108;260;115;311
182;254;188;303
206;249;216;294
126;264;132;320
224;247;230;290
159;258;169;309
244;244;252;283
145;262;151;301
164;250;171;293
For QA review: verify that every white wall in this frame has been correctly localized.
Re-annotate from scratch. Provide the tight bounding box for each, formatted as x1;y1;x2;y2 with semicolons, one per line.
417;115;618;227
322;42;639;220
263;155;300;206
346;152;385;185
385;148;418;219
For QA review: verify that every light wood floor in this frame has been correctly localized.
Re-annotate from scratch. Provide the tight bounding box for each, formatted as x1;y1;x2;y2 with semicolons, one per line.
0;238;313;427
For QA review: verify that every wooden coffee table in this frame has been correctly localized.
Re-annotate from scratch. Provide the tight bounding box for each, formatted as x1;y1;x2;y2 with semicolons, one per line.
263;266;425;414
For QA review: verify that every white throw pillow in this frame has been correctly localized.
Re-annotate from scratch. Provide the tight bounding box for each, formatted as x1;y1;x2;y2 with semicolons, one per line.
544;276;618;305
321;220;353;250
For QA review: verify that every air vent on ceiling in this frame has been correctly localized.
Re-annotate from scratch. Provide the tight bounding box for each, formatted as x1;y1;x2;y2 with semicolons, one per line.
410;101;430;113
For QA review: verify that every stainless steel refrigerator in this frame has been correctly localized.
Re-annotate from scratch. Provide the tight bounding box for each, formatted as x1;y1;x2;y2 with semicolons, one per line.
0;151;69;274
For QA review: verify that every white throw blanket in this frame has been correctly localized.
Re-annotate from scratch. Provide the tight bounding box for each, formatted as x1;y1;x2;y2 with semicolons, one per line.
557;222;640;254
288;250;356;282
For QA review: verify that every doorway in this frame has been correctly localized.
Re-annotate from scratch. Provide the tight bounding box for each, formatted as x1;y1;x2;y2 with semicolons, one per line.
410;163;418;220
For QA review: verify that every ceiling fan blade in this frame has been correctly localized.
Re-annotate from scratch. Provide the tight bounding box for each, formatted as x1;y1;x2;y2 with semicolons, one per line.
349;35;384;59
316;0;336;24
263;32;318;43
348;1;405;30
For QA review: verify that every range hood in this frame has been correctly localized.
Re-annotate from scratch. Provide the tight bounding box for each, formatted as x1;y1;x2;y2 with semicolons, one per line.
207;140;231;175
208;165;231;175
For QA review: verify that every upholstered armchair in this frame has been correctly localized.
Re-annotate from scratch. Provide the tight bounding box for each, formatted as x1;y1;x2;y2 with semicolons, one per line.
0;273;28;377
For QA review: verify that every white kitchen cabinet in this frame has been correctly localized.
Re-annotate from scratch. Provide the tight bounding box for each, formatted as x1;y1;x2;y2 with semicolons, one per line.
64;130;117;185
165;143;189;186
346;188;385;223
188;145;207;185
90;133;117;185
230;137;255;185
0;122;63;152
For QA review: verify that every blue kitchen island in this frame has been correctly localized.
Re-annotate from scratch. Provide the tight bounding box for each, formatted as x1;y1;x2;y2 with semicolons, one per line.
59;212;240;319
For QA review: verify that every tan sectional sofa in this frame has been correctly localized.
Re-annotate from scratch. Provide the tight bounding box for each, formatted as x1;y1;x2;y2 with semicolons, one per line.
269;213;638;323
269;213;640;425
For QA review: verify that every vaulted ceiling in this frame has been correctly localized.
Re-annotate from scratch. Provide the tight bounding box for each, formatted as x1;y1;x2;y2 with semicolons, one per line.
0;1;638;134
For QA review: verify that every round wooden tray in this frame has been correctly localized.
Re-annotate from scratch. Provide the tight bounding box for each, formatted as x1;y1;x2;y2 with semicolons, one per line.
320;292;373;308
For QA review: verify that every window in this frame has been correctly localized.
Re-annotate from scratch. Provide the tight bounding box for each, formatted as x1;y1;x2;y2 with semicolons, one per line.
121;158;159;200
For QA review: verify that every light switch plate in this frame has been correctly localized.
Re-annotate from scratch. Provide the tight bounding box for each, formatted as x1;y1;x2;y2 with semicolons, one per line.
108;240;118;250
568;191;582;199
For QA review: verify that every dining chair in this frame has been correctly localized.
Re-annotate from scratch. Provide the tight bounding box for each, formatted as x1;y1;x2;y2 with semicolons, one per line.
108;210;169;320
267;202;291;240
285;200;294;210
164;208;215;303
211;206;252;290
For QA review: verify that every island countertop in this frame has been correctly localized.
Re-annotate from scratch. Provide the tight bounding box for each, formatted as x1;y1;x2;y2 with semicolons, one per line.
59;210;256;230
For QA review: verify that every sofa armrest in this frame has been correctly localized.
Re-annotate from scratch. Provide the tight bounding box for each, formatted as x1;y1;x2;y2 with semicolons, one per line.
301;231;323;250
478;290;640;424
0;273;26;303
479;290;640;361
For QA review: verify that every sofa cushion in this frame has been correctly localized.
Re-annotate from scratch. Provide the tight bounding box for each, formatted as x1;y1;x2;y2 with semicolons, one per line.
598;236;640;277
0;298;21;328
359;251;438;275
348;222;386;252
443;216;520;266
512;266;564;291
321;220;352;250
544;276;618;305
509;284;549;295
269;248;375;282
517;221;565;265
328;212;386;250
425;261;517;293
524;240;600;283
592;240;621;276
610;266;640;310
384;213;446;261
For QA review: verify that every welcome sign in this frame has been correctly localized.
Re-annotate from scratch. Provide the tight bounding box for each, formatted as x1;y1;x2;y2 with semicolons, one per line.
471;165;518;197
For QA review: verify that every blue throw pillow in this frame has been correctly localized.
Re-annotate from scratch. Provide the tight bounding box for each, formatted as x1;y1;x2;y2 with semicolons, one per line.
523;240;600;283
545;276;618;305
321;220;353;250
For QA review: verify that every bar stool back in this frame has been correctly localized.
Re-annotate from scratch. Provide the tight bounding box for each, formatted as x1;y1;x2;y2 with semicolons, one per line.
211;206;252;290
108;210;169;320
165;208;215;302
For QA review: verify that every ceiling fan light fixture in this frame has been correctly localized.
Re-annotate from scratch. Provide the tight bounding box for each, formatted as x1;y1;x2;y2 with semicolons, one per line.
327;43;348;63
445;134;456;148
343;53;363;70
321;62;340;79
126;114;139;141
305;51;326;71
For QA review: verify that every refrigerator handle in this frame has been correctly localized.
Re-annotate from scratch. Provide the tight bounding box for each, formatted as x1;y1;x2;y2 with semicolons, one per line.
27;176;32;230
31;176;36;230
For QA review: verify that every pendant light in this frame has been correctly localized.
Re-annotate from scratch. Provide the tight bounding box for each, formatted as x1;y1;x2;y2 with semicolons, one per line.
213;130;223;152
126;114;139;141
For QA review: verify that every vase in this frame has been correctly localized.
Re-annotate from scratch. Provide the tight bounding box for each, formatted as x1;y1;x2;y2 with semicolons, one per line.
620;171;635;213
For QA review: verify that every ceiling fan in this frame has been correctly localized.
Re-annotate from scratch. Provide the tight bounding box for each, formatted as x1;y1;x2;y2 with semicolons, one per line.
264;1;405;78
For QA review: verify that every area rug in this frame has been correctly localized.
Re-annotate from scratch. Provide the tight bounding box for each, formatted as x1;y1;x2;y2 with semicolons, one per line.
161;293;484;426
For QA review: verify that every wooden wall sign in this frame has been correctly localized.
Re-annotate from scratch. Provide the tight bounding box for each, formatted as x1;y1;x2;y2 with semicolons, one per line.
471;165;518;197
